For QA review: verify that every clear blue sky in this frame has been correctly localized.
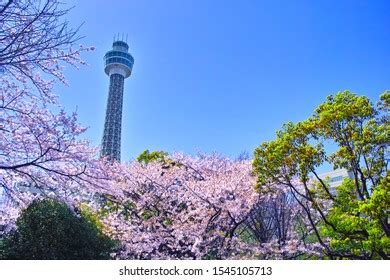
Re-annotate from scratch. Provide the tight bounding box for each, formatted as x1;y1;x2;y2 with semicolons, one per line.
58;0;389;161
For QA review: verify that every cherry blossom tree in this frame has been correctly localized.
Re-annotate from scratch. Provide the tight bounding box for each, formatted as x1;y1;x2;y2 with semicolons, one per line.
0;0;109;219
87;152;321;259
0;0;91;93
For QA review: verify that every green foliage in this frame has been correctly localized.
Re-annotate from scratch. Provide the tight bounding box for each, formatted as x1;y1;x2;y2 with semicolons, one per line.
253;119;325;192
236;224;258;245
253;90;390;259
322;178;389;258
141;208;158;220
99;199;122;217
378;91;390;111
162;218;173;227
137;150;168;165
202;248;220;260
137;150;181;170
0;199;118;260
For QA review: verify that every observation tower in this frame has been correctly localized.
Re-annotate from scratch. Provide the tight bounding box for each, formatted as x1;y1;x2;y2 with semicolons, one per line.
100;39;134;162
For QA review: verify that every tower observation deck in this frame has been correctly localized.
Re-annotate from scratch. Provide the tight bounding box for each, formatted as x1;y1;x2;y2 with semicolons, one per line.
101;40;134;162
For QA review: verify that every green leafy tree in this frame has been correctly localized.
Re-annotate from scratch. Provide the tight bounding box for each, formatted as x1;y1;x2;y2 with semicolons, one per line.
253;91;389;259
0;199;118;259
137;150;169;164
